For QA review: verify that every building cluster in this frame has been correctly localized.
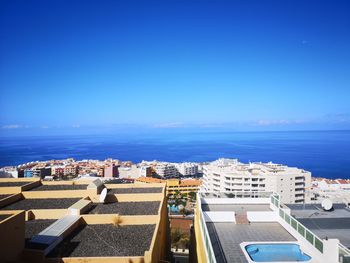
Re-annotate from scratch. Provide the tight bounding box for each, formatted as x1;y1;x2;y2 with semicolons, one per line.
201;158;312;204
139;160;199;178
0;158;121;179
136;176;202;195
0;159;201;181
311;177;350;204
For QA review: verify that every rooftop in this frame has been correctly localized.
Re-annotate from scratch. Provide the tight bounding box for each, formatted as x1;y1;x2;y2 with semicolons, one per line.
0;181;33;187
287;203;350;248
108;187;163;194
0;198;81;210
30;184;88;191
87;201;160;215
48;224;156;257
207;222;296;263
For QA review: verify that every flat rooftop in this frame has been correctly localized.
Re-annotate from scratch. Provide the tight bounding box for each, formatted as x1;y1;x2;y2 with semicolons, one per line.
29;184;88;191
287;203;350;248
108;187;163;194
0;214;11;221
207;222;296;263
0;194;11;200
48;224;155;257
0;181;33;187
0;198;81;210
87;201;160;215
287;203;350;218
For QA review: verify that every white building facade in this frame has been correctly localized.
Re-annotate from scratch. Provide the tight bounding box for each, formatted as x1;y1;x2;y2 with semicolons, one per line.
176;162;199;176
202;158;311;204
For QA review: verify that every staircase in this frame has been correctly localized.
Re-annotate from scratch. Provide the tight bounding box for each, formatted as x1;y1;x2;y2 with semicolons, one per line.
235;213;249;225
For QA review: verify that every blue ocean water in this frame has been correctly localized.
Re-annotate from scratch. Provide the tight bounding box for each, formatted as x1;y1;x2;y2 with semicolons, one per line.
0;130;349;179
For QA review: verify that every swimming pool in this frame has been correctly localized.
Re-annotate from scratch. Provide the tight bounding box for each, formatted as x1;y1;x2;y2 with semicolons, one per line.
243;243;311;262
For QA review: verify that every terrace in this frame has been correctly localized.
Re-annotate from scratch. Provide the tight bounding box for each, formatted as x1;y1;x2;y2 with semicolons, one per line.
194;192;350;263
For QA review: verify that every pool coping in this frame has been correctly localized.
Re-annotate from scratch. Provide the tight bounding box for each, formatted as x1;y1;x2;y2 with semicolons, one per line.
240;241;312;263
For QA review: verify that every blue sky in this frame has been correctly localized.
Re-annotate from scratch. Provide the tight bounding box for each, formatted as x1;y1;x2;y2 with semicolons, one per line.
1;0;350;135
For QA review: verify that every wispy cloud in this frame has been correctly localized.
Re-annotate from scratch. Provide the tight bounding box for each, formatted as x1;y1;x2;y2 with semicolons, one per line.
323;113;350;123
1;124;23;129
255;119;291;126
154;122;185;128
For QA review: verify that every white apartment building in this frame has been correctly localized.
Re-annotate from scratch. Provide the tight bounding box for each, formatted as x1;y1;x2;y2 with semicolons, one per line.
0;166;18;178
155;163;178;178
201;158;311;204
176;162;198;176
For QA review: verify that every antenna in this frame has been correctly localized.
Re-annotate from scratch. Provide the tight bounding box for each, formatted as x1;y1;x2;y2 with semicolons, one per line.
99;188;107;203
321;199;333;211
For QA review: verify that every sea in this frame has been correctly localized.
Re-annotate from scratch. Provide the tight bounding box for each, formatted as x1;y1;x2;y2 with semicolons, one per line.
0;130;349;179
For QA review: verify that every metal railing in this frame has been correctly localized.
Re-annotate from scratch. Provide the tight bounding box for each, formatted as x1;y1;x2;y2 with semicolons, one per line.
339;243;350;263
271;195;324;253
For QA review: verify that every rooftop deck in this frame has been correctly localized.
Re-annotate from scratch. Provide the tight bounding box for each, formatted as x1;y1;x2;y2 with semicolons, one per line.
207;222;296;263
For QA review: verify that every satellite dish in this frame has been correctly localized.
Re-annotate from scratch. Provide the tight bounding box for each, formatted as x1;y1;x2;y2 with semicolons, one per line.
99;188;107;203
322;199;333;211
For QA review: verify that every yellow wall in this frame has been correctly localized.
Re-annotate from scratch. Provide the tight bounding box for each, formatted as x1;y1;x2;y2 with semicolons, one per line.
194;197;208;263
0;211;25;262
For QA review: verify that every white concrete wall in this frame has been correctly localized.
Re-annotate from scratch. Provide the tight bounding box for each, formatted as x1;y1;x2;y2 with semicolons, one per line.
247;211;278;222
202;197;270;205
203;211;236;223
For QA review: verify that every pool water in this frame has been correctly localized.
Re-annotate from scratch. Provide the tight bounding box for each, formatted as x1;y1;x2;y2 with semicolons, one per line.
246;244;311;262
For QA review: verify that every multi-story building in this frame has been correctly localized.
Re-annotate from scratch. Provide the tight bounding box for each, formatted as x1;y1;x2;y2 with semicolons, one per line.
154;163;178;178
0;167;18;178
51;166;64;177
202;158;311;204
136;177;202;195
166;178;202;195
176;163;199;176
103;163;119;178
63;165;78;176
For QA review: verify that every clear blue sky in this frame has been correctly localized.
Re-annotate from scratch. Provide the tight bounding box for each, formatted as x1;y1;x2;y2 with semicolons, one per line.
1;0;350;135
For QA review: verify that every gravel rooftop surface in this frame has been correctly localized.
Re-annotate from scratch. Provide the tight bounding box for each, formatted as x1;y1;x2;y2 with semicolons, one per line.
0;195;11;200
108;187;163;194
0;198;81;210
25;219;56;243
0;181;32;187
30;184;88;191
48;224;155;257
0;214;11;221
87;201;160;215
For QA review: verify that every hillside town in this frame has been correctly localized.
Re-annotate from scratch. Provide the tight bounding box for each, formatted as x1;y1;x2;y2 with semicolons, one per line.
1;158;350;263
